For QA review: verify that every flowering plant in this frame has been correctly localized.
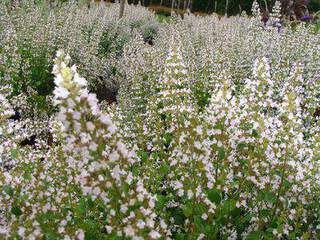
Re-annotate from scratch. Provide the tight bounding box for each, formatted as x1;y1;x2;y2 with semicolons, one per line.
0;1;320;239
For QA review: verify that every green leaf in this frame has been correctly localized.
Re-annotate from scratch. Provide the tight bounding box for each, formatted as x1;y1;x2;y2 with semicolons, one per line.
176;233;186;240
11;205;22;217
243;213;252;223
194;203;206;215
194;216;203;228
42;211;55;221
151;152;158;160
232;207;242;217
83;219;100;240
156;195;166;210
160;163;170;175
208;189;222;204
260;209;272;217
222;199;236;214
218;147;225;160
252;129;259;138
246;231;261;240
173;208;186;225
3;185;14;197
237;142;247;151
315;22;320;33
163;132;172;147
75;202;86;216
10;148;19;159
87;196;95;208
258;191;276;204
215;122;223;130
182;204;193;217
138;151;148;161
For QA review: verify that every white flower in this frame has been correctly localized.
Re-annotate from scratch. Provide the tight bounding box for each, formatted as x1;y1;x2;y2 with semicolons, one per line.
187;190;194;199
54;87;69;99
178;189;184;197
86;121;95;131
75;229;85;240
124;225;135;237
149;230;161;239
197;233;205;240
105;225;113;234
201;213;208;220
54;74;64;86
160;219;167;229
74;73;87;87
120;205;128;213
109;151;120;162
196;125;203;135
100;115;112;125
56;49;64;58
137;220;145;229
194;141;202;150
146;218;155;228
18;227;25;237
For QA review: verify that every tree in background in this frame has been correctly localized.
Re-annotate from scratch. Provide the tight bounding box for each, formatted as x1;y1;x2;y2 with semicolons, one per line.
119;0;126;18
310;0;320;12
7;0;318;18
125;0;318;18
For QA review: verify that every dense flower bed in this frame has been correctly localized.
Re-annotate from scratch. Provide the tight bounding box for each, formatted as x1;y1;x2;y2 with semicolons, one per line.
0;1;320;239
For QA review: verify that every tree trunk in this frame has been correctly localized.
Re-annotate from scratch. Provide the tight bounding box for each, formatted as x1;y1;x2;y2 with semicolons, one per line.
187;0;191;10
119;0;125;19
225;0;229;16
183;0;187;10
171;0;176;12
206;0;210;12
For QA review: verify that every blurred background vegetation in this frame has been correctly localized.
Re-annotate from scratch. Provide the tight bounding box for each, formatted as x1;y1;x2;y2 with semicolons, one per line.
108;0;320;16
8;0;320;17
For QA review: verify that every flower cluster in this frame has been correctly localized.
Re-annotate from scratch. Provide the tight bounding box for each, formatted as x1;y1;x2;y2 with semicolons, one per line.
0;1;320;239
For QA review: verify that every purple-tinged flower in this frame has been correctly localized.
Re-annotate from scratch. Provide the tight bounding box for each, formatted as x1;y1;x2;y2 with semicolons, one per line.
300;15;313;22
261;15;269;25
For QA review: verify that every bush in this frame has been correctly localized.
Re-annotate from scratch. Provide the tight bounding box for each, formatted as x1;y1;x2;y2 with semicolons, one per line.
0;1;160;111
